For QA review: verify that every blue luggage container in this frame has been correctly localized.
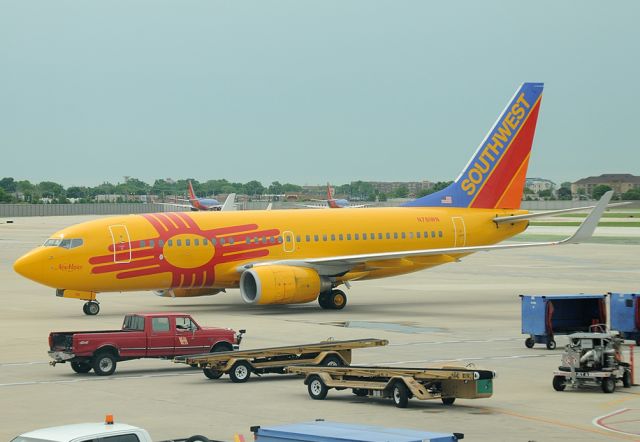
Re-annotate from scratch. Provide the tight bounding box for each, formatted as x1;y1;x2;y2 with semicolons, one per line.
520;294;606;349
251;421;463;442
609;293;640;344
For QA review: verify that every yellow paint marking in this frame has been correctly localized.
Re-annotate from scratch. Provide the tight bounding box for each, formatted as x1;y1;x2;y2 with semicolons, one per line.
489;406;639;441
602;394;638;408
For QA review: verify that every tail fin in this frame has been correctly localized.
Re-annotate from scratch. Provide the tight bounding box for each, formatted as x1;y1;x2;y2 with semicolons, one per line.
187;180;197;202
403;82;543;209
327;182;334;200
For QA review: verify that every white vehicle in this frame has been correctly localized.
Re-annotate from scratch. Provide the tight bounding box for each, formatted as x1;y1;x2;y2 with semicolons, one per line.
11;416;214;442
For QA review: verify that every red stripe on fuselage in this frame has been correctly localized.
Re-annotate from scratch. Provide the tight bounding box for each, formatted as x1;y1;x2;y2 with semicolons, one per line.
471;99;541;209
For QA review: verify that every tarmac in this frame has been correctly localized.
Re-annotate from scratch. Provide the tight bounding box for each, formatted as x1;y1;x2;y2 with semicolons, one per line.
1;215;639;441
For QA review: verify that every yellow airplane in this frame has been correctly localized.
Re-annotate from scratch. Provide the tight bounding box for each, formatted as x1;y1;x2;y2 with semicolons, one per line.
13;83;612;315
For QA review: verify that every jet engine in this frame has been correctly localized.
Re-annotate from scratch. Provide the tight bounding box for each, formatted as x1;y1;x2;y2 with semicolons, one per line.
154;288;224;298
240;265;331;305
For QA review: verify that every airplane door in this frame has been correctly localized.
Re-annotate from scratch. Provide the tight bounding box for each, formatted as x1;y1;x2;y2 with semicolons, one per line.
282;231;296;253
108;224;131;263
452;216;466;247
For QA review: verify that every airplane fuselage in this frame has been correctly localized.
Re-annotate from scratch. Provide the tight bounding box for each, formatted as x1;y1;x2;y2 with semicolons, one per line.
15;207;527;293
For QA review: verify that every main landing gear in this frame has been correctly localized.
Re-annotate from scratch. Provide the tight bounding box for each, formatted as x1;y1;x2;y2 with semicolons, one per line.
318;289;347;310
83;301;100;316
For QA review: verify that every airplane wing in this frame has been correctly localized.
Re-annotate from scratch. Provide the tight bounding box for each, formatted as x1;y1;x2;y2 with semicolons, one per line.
239;191;612;275
221;193;237;211
299;204;329;209
157;202;195;209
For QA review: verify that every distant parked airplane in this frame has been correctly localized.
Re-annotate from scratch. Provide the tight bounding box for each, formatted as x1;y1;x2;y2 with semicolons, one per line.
304;183;368;209
162;181;236;212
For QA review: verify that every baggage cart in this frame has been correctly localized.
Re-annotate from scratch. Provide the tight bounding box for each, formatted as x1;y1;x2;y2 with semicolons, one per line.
286;365;495;408
174;338;388;382
609;293;640;344
520;294;606;349
250;420;464;442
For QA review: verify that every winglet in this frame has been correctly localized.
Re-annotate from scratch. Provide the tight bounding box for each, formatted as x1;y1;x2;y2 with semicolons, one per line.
222;193;237;211
561;191;613;244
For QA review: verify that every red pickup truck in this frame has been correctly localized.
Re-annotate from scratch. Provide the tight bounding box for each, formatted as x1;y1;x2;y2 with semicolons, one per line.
48;313;244;376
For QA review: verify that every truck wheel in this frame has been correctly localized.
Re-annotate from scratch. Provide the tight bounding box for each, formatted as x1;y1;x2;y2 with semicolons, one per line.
546;339;556;350
622;370;632;388
552;375;566;391
70;361;92;374
203;368;223;380
601;377;616;393
352;388;368;397
229;361;252;383
392;381;409;408
308;375;328;400
524;337;535;349
441;397;456;406
185;436;211;442
92;352;117;376
322;355;344;367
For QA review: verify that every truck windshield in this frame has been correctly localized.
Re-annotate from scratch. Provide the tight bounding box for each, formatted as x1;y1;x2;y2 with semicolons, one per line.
122;315;145;331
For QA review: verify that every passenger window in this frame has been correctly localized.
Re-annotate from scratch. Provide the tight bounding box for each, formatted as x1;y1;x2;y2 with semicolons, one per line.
401;232;406;239
431;231;436;238
339;234;344;241
409;232;414;239
246;237;251;244
394;232;398;239
306;235;311;242
386;233;390;239
149;239;155;248
176;239;182;247
176;316;196;331
185;239;190;246
314;235;319;242
229;238;235;245
159;239;164;247
202;238;207;246
323;234;327;241
211;238;217;246
277;236;283;244
122;315;145;331
439;231;443;238
152;317;170;332
140;240;146;248
168;240;173;247
354;233;359;240
221;238;226;245
286;236;292;243
269;237;275;244
378;233;382;240
331;234;336;241
100;433;141;442
416;232;421;238
370;233;375;240
194;239;199;246
424;231;429;238
347;234;352;240
296;236;301;242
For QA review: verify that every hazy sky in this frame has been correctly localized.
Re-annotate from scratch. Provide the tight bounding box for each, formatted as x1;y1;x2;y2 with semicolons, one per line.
1;1;638;187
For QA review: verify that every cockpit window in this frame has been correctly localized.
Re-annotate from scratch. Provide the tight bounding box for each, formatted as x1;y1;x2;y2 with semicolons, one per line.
43;238;84;249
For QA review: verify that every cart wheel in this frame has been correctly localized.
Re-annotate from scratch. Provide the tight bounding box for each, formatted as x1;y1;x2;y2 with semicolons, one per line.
352;388;368;397
524;337;535;349
308;375;328;400
552;375;566;392
322;355;344;367
392;381;409;408
229;361;252;383
441;397;456;406
622;370;632;388
601;377;616;394
203;368;223;380
546;339;556;350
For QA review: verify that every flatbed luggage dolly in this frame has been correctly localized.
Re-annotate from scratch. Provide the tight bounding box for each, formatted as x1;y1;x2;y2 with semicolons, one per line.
174;338;388;383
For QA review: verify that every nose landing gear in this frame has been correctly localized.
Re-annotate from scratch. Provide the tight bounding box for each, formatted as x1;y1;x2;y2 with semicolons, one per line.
83;301;100;316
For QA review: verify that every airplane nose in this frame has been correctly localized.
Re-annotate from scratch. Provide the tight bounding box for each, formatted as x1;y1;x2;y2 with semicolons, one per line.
13;249;46;284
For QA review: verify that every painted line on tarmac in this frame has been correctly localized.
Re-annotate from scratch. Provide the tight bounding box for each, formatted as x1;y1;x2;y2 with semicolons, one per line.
0;371;202;387
0;361;49;367
492;407;639;441
357;353;558;366
592;408;640;438
388;337;524;346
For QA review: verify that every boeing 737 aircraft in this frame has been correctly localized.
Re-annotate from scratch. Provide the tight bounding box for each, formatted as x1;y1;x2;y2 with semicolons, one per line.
161;181;236;211
303;183;368;209
14;83;612;315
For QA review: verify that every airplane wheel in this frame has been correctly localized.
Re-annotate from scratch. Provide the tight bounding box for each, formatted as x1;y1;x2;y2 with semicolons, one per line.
84;301;100;316
328;290;347;310
318;292;330;309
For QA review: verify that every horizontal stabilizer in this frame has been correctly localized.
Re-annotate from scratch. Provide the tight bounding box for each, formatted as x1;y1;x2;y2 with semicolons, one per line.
494;199;627;224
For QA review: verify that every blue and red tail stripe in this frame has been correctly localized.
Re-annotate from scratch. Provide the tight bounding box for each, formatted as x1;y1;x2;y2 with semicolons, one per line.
403;82;543;210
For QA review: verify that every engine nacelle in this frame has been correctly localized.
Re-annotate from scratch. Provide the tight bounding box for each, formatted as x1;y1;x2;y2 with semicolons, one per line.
154;288;224;298
240;265;329;305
